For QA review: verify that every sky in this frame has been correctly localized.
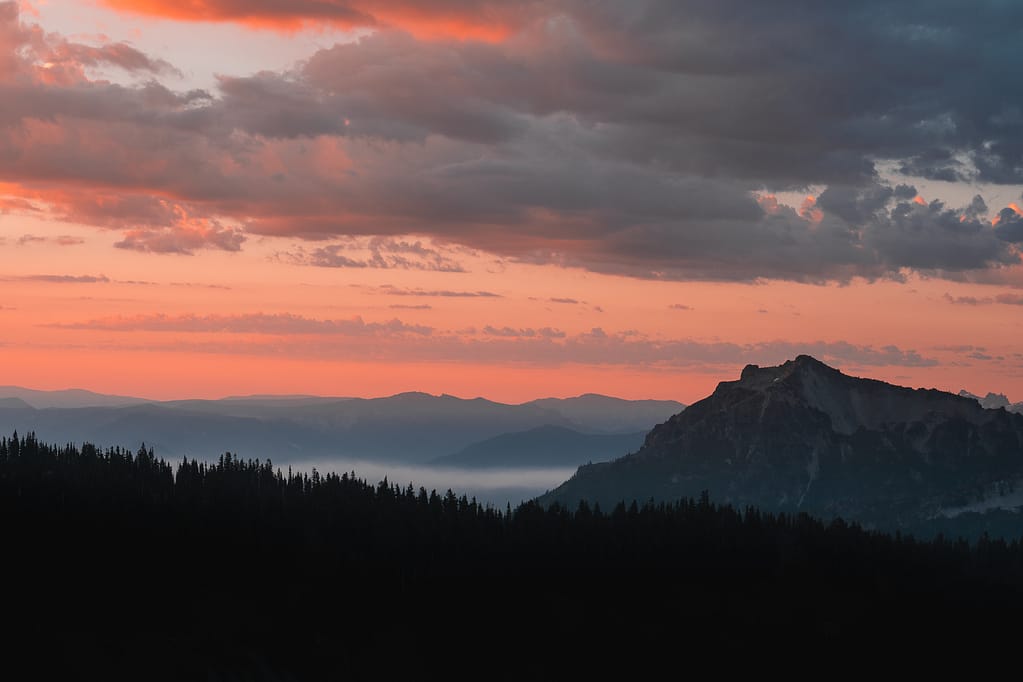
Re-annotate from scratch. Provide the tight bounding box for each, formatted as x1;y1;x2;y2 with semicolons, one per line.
1;0;1023;404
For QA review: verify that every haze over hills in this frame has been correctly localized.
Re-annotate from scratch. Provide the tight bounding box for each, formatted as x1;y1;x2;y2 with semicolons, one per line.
0;387;683;466
526;395;683;436
0;386;151;409
430;425;646;469
0;398;33;410
540;356;1023;537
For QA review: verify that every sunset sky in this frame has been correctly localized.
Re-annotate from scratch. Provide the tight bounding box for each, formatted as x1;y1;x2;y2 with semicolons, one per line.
2;0;1023;403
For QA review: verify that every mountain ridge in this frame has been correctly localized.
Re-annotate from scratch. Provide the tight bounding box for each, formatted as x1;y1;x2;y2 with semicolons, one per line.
959;389;1023;414
0;388;683;464
540;355;1023;535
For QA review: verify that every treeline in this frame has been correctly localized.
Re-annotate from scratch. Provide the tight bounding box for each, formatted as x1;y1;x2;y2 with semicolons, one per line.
2;431;1022;677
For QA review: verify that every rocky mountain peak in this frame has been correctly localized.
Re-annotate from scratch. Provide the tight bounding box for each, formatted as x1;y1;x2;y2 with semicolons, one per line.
734;354;840;391
719;355;986;435
540;357;1023;534
959;390;1012;410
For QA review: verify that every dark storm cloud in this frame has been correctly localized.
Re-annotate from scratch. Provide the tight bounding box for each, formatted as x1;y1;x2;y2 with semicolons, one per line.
2;2;1023;279
994;208;1023;243
160;1;1023;187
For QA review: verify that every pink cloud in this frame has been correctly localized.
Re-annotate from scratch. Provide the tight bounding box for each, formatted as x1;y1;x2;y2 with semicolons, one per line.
100;0;540;40
53;312;433;335
114;221;244;254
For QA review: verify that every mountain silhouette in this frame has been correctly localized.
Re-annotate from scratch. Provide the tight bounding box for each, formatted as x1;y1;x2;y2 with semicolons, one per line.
539;355;1023;533
0;389;682;464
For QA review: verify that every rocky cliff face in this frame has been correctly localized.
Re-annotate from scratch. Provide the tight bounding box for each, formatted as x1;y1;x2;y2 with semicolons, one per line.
540;356;1023;530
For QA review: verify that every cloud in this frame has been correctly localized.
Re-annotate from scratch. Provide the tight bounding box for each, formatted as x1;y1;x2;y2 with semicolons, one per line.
944;294;983;306
5;192;243;255
99;0;540;40
669;304;692;311
389;304;432;310
170;282;232;290
114;221;245;254
994;204;1023;243
46;40;181;78
2;3;1023;281
283;237;466;272
370;285;502;298
424;335;939;369
0;195;40;213
17;234;84;246
9;274;110;283
944;292;1023;306
994;294;1023;305
548;297;579;304
482;325;566;339
97;327;940;371
53;312;434;336
933;345;984;353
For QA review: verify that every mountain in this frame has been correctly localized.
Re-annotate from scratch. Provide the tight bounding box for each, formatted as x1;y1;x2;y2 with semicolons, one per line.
0;397;33;410
0;386;150;409
522;395;684;434
540;355;1023;534
0;403;340;460
429;425;646;469
959;390;1011;410
0;389;680;465
960;389;1023;415
159;392;684;435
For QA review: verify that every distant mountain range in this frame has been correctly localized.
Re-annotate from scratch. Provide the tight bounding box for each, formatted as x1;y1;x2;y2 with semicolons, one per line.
959;390;1023;414
0;386;150;409
0;387;683;466
540;356;1023;537
430;425;646;469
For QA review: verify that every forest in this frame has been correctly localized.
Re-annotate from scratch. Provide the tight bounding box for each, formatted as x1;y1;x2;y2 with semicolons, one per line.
3;431;1023;678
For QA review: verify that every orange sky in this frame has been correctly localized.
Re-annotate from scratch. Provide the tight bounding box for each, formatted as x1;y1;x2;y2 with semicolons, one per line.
2;1;1023;404
3;216;1022;403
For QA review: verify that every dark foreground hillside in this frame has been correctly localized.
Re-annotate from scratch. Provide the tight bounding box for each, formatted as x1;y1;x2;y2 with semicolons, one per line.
3;432;1023;678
